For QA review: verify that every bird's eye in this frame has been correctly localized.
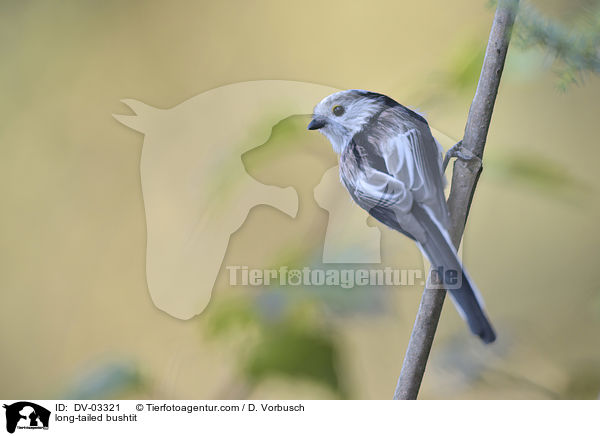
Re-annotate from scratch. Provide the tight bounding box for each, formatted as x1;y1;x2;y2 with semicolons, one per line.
332;105;345;117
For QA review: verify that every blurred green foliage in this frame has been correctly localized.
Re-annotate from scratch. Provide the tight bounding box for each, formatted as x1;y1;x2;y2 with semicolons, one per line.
204;298;261;338
205;296;347;398
244;324;343;396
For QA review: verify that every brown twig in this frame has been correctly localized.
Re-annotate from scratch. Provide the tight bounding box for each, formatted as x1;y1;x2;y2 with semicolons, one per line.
393;0;519;400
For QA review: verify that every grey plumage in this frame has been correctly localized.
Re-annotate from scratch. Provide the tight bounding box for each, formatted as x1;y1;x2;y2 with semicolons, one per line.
309;90;496;344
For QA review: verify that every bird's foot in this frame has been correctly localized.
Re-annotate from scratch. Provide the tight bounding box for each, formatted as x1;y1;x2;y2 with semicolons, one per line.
442;141;482;172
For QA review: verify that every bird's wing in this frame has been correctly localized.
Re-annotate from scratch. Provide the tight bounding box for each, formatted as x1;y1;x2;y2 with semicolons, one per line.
340;160;425;242
340;133;425;242
371;106;449;228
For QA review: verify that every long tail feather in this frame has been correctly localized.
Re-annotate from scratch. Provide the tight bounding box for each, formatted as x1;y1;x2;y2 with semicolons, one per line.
413;206;496;344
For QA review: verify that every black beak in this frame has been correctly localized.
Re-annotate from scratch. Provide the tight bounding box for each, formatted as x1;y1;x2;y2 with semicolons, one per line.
307;118;327;130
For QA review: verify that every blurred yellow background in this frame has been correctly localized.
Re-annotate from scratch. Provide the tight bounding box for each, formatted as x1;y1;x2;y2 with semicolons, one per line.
1;0;599;399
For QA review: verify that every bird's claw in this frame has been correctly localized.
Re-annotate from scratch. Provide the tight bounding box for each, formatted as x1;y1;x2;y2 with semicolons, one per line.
442;141;482;172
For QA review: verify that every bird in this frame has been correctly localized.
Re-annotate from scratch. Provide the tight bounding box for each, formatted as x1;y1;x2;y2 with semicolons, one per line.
308;90;496;344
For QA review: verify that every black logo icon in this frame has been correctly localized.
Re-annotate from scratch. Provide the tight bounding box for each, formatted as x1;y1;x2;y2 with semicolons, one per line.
3;402;50;434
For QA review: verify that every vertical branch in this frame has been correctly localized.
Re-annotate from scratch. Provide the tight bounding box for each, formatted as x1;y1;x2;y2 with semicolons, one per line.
393;0;519;400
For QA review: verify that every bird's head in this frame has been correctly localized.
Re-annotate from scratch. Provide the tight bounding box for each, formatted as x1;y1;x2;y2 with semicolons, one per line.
307;90;391;153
